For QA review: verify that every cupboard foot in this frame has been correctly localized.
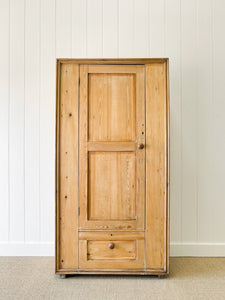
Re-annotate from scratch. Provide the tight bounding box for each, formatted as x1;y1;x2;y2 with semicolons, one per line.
158;275;166;279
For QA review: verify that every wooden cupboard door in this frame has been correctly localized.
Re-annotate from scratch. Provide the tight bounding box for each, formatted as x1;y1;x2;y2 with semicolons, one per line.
79;65;145;230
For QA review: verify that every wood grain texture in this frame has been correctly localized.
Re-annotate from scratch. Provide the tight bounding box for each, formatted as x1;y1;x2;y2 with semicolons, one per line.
56;63;79;270
88;152;136;220
88;73;136;142
87;142;137;152
145;62;169;270
79;231;145;240
79;64;89;229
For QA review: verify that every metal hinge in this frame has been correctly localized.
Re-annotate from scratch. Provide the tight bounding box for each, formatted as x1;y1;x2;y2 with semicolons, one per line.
78;207;80;216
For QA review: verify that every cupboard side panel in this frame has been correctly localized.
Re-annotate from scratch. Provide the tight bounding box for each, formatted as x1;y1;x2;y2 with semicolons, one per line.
146;62;168;270
56;63;79;270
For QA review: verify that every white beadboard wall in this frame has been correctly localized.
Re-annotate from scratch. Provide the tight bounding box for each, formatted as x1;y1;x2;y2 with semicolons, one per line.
0;0;225;256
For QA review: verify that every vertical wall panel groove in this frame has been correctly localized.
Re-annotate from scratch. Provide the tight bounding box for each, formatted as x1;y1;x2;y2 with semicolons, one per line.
99;0;103;57
9;0;25;242
102;0;118;57
179;0;183;243
149;0;165;57
180;0;198;242
39;0;41;242
1;0;225;255
24;0;40;242
87;0;103;57
165;0;181;242
134;0;148;57
212;0;225;242
72;0;86;57
40;0;55;242
211;0;215;243
0;0;10;241
118;0;134;57
56;0;72;58
196;0;213;243
147;0;150;56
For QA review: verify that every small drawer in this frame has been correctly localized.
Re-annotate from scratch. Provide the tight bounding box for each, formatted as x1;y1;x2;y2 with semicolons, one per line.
79;232;144;269
87;240;136;260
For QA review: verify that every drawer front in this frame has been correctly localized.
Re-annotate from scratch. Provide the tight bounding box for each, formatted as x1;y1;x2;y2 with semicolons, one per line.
79;232;144;269
87;240;136;260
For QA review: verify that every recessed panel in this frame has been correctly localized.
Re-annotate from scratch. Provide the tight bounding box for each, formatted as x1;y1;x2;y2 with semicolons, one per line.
88;73;136;141
79;232;145;269
88;152;136;220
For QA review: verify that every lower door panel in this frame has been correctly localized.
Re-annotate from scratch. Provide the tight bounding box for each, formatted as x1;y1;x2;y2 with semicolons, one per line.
79;232;144;269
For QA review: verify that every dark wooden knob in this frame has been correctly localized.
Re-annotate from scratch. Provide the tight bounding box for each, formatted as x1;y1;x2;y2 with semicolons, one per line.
138;143;144;149
108;242;114;249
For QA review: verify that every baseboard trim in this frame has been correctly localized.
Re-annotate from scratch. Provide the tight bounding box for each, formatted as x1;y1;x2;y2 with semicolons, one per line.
170;243;225;257
0;242;54;256
0;242;225;256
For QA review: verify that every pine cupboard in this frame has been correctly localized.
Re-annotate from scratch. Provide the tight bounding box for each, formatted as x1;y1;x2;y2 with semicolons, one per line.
55;59;169;277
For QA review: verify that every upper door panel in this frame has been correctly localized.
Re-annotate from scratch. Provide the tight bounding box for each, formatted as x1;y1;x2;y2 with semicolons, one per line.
88;72;136;142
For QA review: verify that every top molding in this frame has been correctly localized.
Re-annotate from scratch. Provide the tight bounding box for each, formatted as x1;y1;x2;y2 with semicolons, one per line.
56;58;169;65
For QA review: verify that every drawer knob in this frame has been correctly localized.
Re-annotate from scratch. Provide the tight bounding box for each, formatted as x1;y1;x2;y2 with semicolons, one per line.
108;242;115;249
138;143;144;149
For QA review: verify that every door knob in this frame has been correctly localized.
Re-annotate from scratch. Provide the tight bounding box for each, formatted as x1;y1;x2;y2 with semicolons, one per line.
138;143;144;149
108;242;115;249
